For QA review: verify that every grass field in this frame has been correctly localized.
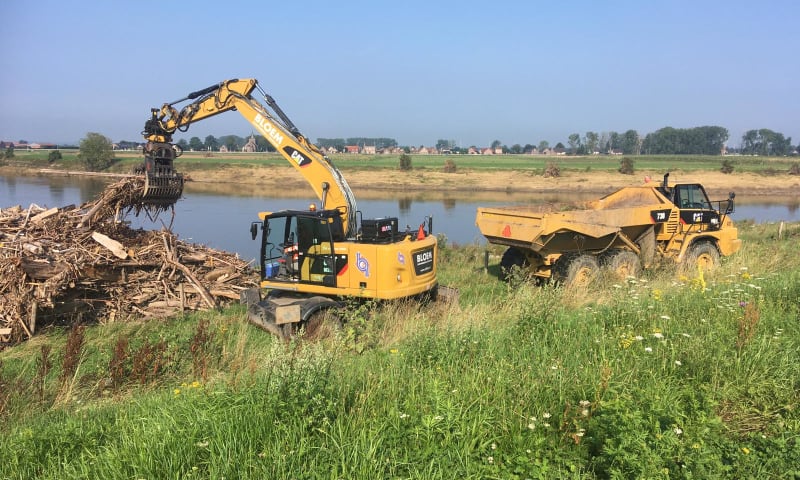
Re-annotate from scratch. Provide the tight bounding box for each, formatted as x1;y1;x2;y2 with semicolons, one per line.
5;149;800;175
1;222;798;479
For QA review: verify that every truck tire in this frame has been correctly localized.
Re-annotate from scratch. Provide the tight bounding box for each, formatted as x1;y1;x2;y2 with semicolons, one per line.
601;250;642;279
684;242;720;271
554;253;599;287
500;247;528;280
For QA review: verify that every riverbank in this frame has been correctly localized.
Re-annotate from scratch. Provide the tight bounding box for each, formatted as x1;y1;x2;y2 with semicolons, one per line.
3;163;799;198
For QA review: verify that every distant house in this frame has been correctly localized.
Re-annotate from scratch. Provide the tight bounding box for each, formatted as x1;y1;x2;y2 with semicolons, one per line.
219;145;229;153
362;145;376;155
345;145;360;154
417;146;432;154
481;148;493;155
324;146;339;155
609;148;623;155
468;147;480;155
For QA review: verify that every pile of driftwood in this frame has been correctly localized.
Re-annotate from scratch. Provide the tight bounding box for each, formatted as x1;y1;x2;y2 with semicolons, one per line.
0;177;259;347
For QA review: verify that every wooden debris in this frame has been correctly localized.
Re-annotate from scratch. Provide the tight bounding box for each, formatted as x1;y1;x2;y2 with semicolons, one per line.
1;177;259;348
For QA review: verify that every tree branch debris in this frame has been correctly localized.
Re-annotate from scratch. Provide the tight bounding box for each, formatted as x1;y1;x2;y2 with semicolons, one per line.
1;177;259;348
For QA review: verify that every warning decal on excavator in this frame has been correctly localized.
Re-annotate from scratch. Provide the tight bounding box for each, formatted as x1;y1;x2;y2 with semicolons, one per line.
284;147;312;167
502;225;512;237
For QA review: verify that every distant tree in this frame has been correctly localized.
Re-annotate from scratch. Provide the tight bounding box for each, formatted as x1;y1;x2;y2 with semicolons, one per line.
78;132;115;171
584;131;599;154
491;140;502;149
555;142;565;149
509;144;522;154
176;139;189;151
543;161;560;178
3;146;14;159
255;136;275;152
538;140;549;152
741;129;792;156
621;130;640;155
436;139;456;151
619;157;635;175
399;154;412;171
523;143;535;153
48;150;62;163
721;159;734;174
189;136;204;151
204;135;218;151
568;133;581;154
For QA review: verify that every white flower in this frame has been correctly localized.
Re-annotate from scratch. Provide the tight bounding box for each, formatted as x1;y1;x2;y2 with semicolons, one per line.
491;443;497;450
674;427;683;435
674;360;682;366
581;409;590;417
579;400;591;407
652;332;664;339
543;412;551;419
527;423;535;430
543;422;551;428
645;347;653;353
635;335;644;341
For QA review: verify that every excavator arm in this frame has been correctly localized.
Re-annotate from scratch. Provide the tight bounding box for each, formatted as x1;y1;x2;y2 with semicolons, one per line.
140;78;358;237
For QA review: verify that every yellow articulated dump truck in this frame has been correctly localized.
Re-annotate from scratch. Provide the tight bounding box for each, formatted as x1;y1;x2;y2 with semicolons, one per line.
476;173;742;286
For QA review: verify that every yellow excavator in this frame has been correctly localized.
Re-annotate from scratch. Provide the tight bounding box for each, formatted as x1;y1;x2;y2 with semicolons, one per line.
139;78;439;339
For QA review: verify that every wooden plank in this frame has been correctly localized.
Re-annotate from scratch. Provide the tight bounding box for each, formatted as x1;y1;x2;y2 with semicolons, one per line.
91;232;128;259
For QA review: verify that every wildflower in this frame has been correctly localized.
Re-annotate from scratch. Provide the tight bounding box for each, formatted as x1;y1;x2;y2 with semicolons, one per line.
576;429;586;437
579;400;591;407
681;333;691;338
399;413;409;419
653;289;663;301
543;422;550;428
674;360;682;366
739;301;748;308
652;332;664;339
390;348;399;355
191;381;201;388
635;335;644;341
487;456;494;464
491;443;497;450
173;388;181;396
741;272;752;280
741;447;750;455
527;423;535;430
581;409;590;417
660;315;670;320
196;440;209;448
645;347;653;353
542;412;551;419
674;427;683;435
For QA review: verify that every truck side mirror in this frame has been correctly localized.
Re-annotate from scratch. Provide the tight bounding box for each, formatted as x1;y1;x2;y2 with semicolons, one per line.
725;192;736;214
250;222;259;240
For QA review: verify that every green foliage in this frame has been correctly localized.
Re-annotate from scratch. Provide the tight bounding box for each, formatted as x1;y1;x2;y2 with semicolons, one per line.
442;159;457;173
1;223;800;478
642;126;729;155
399;153;412;171
789;162;800;175
47;150;62;163
3;146;14;159
721;158;735;174
618;157;635;174
78;132;114;171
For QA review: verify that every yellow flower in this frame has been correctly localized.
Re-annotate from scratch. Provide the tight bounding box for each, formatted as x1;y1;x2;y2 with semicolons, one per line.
390;348;399;355
741;272;752;280
741;447;750;455
191;381;201;388
173;388;181;396
652;289;663;301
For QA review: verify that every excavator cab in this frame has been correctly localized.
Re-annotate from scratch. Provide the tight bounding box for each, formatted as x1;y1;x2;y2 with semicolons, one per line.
135;141;184;207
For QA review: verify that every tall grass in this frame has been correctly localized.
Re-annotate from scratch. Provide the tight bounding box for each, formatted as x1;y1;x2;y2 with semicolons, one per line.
1;222;798;478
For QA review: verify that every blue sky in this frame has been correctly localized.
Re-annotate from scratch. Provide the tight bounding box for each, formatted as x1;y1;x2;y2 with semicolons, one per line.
1;0;797;148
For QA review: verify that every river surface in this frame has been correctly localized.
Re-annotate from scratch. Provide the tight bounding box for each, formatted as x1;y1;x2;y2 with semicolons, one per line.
2;175;798;263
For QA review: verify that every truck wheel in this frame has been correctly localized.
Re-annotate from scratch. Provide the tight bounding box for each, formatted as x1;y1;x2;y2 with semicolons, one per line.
602;250;642;279
500;247;528;280
685;242;720;271
554;253;599;287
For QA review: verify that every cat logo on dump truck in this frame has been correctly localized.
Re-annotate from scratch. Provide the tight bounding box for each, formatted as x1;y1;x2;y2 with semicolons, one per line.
413;246;434;275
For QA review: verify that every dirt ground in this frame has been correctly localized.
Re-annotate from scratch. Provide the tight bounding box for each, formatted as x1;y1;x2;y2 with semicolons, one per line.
182;165;800;199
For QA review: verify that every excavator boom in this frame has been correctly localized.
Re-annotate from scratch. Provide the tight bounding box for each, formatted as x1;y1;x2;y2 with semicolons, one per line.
139;78;358;236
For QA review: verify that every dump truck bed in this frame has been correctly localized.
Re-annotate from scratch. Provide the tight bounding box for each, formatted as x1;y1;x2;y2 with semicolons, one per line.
476;185;672;254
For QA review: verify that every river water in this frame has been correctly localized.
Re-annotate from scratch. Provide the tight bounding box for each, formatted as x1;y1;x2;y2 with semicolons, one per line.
2;175;798;263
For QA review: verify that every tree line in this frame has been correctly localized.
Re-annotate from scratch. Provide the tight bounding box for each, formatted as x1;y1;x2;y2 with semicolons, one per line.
109;126;795;156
